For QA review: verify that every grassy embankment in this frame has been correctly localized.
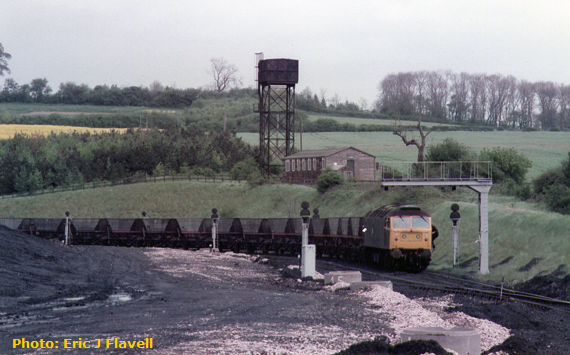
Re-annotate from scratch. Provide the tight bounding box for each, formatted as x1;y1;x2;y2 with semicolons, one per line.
1;180;569;284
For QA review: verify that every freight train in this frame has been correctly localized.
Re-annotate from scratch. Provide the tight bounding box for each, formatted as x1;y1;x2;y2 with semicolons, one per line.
0;205;436;272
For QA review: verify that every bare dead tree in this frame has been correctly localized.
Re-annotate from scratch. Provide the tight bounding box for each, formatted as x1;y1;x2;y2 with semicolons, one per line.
392;114;439;162
207;57;242;93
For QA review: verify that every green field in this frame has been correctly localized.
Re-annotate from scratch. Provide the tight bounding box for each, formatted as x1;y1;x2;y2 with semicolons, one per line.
0;102;157;115
238;131;570;176
307;113;451;127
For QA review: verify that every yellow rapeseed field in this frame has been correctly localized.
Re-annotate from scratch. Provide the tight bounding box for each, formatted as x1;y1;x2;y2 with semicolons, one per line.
0;125;127;139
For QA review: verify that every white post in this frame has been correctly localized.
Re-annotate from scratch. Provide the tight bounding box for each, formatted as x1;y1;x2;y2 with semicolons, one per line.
211;208;219;252
478;187;490;274
452;225;458;267
469;185;491;275
64;211;70;246
302;222;308;246
300;202;315;279
211;220;218;252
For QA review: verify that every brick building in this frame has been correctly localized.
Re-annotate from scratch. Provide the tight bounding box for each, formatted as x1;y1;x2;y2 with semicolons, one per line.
282;147;376;184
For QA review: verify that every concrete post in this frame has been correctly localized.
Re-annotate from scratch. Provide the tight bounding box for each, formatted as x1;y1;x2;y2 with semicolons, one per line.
452;225;458;267
302;220;309;246
211;208;219;252
469;185;491;274
478;187;490;274
300;202;315;279
64;211;70;246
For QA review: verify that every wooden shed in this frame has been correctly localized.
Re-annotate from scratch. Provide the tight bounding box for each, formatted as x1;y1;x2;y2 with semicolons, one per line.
282;147;376;184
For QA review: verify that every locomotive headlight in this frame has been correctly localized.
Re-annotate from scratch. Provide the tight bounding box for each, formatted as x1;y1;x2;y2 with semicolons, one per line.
402;234;407;239
416;234;421;239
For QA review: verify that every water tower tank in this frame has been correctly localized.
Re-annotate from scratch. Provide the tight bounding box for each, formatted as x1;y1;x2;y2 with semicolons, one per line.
258;59;299;85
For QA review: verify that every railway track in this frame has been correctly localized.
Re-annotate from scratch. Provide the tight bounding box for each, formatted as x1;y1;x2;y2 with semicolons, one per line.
314;258;570;313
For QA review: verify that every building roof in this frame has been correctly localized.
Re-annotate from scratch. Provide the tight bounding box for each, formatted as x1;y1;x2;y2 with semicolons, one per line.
283;147;375;159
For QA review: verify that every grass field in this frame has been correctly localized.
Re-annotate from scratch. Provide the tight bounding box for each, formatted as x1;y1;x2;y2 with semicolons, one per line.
1;180;568;283
238;131;570;176
0;124;128;139
0;103;158;115
307;113;451;127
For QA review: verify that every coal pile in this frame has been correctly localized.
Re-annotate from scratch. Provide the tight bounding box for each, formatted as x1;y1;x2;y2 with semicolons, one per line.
333;335;452;355
0;225;148;310
514;270;570;301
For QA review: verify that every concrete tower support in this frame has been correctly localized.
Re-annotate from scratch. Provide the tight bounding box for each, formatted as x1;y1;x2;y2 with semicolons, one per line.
469;184;492;274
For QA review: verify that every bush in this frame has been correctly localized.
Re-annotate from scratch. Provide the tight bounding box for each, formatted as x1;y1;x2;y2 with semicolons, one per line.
316;168;344;193
479;147;532;184
533;167;565;194
495;180;532;200
230;158;259;181
543;184;570;214
246;169;265;187
532;153;570;214
426;137;473;161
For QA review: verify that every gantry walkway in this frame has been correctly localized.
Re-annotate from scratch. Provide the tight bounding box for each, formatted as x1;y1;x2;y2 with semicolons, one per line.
378;161;493;274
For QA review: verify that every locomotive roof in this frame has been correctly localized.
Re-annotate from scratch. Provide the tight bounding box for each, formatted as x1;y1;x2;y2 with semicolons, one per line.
365;205;430;218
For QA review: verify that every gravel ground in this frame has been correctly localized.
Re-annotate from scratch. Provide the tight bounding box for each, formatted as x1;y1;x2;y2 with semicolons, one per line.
1;226;570;354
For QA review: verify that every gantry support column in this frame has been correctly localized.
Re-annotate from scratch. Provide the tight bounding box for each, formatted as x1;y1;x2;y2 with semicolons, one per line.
468;184;492;274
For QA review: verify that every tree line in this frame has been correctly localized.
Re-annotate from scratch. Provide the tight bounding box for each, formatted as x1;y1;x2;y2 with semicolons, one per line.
0;78;201;108
376;71;570;130
0;128;256;195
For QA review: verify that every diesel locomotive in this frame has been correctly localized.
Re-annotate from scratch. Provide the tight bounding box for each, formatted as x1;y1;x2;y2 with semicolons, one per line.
363;205;437;272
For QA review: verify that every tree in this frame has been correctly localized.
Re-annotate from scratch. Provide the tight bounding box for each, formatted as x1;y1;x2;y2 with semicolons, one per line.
447;72;470;122
469;74;487;123
29;78;52;102
426;71;448;119
479;147;532;184
392;112;438;162
316;168;344;193
378;72;416;115
148;80;164;100
0;43;11;76
426;137;473;162
518;80;536;129
207;57;241;93
535;81;559;129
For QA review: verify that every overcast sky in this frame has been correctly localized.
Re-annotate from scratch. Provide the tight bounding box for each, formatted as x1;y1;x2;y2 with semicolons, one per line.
2;0;569;107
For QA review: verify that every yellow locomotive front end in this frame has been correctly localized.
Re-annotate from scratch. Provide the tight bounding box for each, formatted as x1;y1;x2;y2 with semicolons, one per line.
389;215;432;252
363;205;434;272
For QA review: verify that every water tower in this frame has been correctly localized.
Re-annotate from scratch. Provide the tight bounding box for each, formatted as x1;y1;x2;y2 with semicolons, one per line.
255;54;299;176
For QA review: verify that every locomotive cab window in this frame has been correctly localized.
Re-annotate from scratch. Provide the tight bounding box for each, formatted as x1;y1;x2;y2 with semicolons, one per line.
392;217;410;228
412;217;430;228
